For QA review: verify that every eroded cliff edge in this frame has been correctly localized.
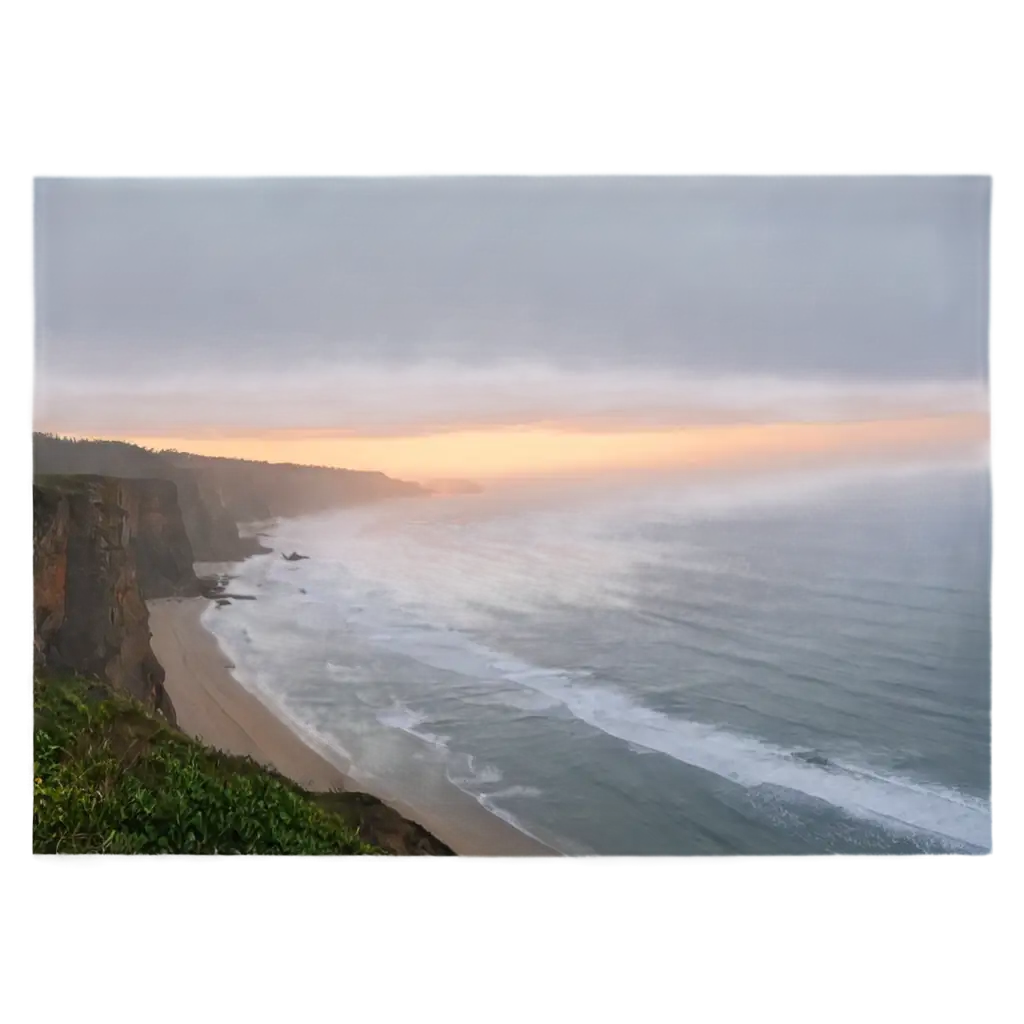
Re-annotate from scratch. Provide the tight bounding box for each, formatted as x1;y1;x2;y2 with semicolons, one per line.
33;433;428;562
32;475;197;721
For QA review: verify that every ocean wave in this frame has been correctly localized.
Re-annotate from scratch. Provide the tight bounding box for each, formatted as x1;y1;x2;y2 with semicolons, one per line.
371;693;550;804
376;702;451;751
243;495;995;856
353;620;583;700
446;753;504;788
368;610;987;846
506;673;990;849
475;793;550;847
488;785;543;800
320;595;990;849
194;611;356;772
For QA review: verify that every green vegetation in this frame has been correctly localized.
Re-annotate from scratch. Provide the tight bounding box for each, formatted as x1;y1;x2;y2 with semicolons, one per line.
33;673;380;855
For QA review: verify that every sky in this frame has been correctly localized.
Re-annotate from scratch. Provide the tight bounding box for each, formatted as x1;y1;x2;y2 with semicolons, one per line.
34;177;991;479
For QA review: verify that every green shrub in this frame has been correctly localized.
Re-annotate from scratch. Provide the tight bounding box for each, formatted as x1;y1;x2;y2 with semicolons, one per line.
33;673;380;855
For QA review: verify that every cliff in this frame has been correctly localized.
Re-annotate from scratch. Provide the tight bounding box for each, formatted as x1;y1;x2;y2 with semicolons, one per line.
163;451;428;521
129;477;204;598
33;434;426;561
33;476;181;721
31;471;457;855
33;434;267;563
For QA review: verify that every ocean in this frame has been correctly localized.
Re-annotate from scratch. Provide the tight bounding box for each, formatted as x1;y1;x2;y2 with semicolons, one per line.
200;453;991;855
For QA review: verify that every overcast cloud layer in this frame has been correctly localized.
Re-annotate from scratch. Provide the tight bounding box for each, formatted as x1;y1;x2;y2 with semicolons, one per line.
34;177;990;436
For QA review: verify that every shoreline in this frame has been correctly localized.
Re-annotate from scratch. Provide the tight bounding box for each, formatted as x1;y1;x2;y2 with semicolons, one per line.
147;596;556;856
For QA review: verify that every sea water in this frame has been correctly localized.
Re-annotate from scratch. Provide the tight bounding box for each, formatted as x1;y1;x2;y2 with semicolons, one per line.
200;454;991;854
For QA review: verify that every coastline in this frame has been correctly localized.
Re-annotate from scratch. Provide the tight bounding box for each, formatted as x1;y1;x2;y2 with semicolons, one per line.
147;596;556;856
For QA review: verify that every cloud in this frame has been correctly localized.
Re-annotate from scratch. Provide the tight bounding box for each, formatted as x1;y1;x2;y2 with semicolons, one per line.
34;360;989;439
33;179;990;446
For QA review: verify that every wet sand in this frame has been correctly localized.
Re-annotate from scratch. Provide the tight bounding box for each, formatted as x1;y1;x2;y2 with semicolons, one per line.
147;596;554;856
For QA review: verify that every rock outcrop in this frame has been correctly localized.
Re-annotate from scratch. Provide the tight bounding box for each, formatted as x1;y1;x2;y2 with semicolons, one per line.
33;476;178;721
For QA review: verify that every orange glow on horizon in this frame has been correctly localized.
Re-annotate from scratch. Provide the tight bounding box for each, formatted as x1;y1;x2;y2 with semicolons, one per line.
108;413;989;483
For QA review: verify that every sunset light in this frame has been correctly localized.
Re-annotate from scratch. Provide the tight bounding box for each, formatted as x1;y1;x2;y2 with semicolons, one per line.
118;412;989;482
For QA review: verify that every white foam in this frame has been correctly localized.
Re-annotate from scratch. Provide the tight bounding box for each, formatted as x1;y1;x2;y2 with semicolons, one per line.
197;607;355;771
251;524;995;851
478;687;562;713
474;793;551;847
501;671;990;849
375;702;452;753
288;712;344;753
454;774;565;847
340;600;991;847
266;561;309;585
488;785;543;800
447;755;504;788
357;622;574;698
626;742;658;756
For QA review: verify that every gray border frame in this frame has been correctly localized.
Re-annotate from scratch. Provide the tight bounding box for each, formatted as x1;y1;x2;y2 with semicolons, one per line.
0;6;1019;872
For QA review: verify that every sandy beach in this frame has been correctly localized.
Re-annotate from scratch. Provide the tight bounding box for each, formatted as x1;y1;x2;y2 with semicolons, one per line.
147;596;554;855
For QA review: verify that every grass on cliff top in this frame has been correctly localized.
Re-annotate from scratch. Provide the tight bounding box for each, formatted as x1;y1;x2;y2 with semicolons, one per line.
34;672;381;855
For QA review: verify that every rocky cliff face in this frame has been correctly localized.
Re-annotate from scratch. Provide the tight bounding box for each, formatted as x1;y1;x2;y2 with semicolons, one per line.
33;476;180;721
34;434;429;563
32;434;268;563
128;478;202;599
178;471;270;561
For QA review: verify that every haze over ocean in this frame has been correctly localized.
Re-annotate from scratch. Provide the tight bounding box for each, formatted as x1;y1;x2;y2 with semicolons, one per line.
201;454;990;854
